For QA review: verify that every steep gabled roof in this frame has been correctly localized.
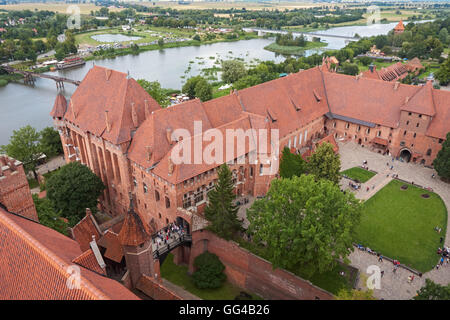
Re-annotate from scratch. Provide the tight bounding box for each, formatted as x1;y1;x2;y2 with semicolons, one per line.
426;89;450;139
97;229;124;263
401;81;436;116
118;204;151;246
50;94;67;118
72;248;107;276
0;207;139;300
64;66;160;145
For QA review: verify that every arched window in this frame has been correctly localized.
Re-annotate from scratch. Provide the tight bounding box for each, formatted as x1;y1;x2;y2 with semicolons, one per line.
427;149;432;156
165;196;170;208
155;190;160;201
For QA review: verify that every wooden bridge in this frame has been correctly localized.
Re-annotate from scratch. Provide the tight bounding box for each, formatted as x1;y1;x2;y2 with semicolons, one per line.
1;65;81;89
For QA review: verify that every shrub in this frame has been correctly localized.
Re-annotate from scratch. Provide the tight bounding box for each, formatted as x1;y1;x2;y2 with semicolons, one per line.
192;252;226;289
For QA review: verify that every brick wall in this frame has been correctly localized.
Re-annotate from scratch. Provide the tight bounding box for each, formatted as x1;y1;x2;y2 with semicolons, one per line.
189;230;333;300
136;274;182;300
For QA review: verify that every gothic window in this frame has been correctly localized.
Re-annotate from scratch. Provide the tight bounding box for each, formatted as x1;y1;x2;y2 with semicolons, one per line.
183;193;192;209
165;196;170;208
155;190;160;201
427;149;432;156
194;187;204;204
143;183;148;193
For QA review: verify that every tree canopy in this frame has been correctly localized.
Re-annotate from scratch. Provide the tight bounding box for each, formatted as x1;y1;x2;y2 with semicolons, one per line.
221;59;247;84
414;279;450;300
32;194;68;235
306;142;341;184
204;164;242;240
279;146;306;179
433;132;450;180
46;162;105;226
0;125;43;180
247;174;362;276
40;126;63;158
436;57;450;86
192;251;226;289
137;79;170;108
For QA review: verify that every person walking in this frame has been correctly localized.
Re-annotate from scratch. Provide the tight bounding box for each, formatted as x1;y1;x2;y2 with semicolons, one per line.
378;255;383;262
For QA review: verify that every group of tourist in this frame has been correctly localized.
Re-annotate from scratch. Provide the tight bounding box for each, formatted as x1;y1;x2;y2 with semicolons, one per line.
153;222;186;252
435;247;450;270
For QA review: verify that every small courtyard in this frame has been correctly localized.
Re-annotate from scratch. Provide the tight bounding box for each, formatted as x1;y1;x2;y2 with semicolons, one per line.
339;141;450;299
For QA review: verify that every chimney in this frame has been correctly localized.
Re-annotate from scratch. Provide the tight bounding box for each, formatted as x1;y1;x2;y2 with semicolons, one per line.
131;102;138;127
144;100;150;120
168;157;174;175
105;110;111;132
71;101;76;119
146;146;152;161
166;128;173;145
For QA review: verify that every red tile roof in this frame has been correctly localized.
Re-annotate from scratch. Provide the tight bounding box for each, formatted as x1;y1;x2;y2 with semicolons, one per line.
64;66;161;145
118;205;151;246
394;20;405;32
97;230;124;263
72;248;107;276
401;81;436;116
72;209;102;252
0;207;139;300
50;94;67;118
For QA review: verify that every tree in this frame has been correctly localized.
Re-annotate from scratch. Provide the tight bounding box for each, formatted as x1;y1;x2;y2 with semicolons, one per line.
436;57;450;86
247;174;362;276
279;146;306;179
414;279;450;300
182;76;203;99
158;37;164;48
204;164;242;240
194;78;212;101
192;251;226;289
40;127;62;158
433;132;450;180
46;162;105;226
131;43;139;54
336;288;376;300
137;79;170;107
221;59;247;84
340;62;359;76
0;125;43;180
439;28;448;45
193;34;201;41
32;194;68;235
306;142;341;184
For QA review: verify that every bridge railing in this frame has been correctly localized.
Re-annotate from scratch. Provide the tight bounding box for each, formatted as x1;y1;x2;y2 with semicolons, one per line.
153;234;192;259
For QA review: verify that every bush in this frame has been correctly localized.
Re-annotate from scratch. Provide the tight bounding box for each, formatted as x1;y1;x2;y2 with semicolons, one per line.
192;252;226;289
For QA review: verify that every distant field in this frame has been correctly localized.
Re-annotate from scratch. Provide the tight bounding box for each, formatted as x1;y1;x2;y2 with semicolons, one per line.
0;3;123;14
147;1;329;11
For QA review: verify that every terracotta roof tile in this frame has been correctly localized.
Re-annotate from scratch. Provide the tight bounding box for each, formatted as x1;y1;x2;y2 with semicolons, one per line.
72;248;107;275
72;209;102;252
0;208;139;300
97;230;124;263
50;94;67;118
401;81;436;116
118;205;151;246
64;66;160;145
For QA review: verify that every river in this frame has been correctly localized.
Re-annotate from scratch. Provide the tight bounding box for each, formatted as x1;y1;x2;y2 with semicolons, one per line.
0;20;421;145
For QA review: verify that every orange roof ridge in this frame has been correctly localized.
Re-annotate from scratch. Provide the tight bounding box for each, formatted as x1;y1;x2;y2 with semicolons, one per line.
0;210;109;299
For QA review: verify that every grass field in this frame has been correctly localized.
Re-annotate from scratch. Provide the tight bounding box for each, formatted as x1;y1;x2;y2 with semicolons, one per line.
341;167;376;183
0;3;122;14
264;41;327;55
148;1;326;11
356;179;448;273
160;253;262;300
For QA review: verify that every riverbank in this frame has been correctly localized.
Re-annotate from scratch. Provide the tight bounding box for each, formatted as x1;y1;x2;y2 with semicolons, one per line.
264;41;327;56
85;32;259;61
0;73;23;87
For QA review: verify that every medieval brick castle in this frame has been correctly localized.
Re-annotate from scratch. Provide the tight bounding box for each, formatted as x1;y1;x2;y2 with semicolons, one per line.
51;64;450;233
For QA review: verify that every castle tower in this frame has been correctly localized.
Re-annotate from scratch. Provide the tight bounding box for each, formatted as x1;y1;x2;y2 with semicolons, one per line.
394;20;405;34
118;194;160;287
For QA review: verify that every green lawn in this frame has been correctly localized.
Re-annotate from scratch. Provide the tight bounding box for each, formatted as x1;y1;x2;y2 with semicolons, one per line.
341;167;376;183
160;253;262;300
356;180;447;273
264;41;327;56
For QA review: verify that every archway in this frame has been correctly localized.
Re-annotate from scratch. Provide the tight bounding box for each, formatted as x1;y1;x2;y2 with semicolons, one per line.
399;148;412;163
176;216;190;234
